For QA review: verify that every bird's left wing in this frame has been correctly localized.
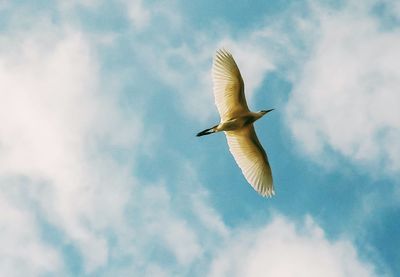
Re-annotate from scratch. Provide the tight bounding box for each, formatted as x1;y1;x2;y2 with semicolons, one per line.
225;125;274;197
212;49;250;122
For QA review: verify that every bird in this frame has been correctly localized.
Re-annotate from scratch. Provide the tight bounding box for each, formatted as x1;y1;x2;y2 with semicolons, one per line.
197;49;275;197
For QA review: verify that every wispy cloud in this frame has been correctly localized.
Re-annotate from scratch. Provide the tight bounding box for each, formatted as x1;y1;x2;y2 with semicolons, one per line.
210;215;380;277
0;192;61;276
0;19;139;273
124;0;151;30
285;1;400;176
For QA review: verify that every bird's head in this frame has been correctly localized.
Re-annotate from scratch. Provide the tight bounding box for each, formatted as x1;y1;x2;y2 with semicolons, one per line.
259;109;274;116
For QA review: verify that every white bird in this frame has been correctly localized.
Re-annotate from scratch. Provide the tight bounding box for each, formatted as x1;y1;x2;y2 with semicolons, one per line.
197;49;275;197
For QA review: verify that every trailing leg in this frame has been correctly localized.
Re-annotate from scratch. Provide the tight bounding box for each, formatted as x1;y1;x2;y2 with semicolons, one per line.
196;125;218;137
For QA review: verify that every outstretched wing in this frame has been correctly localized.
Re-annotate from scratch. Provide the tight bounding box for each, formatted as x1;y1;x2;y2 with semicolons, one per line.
212;49;250;122
225;125;274;197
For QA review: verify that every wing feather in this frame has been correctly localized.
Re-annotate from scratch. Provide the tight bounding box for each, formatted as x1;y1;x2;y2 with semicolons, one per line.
225;126;274;197
212;49;250;121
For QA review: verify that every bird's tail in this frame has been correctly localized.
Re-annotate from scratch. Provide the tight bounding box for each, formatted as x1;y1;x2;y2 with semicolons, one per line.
196;125;218;137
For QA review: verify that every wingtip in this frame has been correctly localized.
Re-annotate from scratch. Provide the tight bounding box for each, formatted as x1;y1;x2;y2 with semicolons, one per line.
260;188;275;198
216;48;232;58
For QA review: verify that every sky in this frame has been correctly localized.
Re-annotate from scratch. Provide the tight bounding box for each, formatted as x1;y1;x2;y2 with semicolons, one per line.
0;0;399;276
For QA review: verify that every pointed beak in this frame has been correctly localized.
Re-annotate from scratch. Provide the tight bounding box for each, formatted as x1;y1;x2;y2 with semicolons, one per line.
265;108;274;114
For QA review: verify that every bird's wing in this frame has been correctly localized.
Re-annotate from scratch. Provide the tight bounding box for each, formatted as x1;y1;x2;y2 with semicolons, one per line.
225;125;274;197
212;49;250;122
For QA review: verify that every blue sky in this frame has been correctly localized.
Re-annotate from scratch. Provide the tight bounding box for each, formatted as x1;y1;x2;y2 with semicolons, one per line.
0;0;399;276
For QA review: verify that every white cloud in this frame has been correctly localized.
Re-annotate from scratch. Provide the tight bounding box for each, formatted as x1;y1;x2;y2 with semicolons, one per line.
122;0;182;32
142;42;216;122
0;22;140;273
0;192;61;276
209;215;379;277
139;184;203;266
125;0;151;30
191;192;230;238
57;0;98;10
286;1;400;175
116;163;231;275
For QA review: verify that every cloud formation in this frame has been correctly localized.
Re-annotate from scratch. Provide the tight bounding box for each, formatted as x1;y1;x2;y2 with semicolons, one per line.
286;2;400;175
210;215;378;277
0;192;61;276
0;20;139;274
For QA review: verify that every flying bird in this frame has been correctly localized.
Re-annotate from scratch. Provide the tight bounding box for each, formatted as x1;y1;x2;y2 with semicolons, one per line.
197;49;275;197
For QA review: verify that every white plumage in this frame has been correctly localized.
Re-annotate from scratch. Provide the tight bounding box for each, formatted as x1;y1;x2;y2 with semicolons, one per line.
212;49;249;122
197;49;275;197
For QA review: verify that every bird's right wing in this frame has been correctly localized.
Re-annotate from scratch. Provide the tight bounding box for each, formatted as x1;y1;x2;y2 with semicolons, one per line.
225;125;274;197
212;49;250;122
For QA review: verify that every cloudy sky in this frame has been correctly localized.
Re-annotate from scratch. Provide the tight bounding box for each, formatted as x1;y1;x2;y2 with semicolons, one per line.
0;0;399;276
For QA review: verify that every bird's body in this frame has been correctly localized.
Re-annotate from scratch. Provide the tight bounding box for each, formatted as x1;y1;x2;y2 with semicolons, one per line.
201;111;264;132
197;49;275;197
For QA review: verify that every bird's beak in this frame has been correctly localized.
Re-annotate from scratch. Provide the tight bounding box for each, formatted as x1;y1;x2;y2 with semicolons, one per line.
265;108;274;114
